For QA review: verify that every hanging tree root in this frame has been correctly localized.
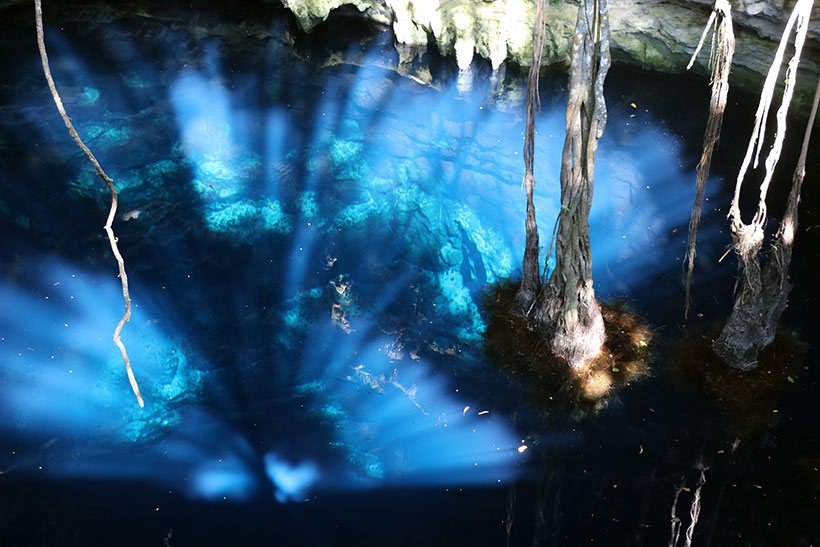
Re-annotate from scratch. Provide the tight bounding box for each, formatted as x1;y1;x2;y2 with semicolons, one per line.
713;0;814;370
35;0;144;407
683;0;734;318
512;0;546;316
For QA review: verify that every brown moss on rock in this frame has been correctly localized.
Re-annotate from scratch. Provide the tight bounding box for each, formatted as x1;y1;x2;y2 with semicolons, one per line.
483;280;653;417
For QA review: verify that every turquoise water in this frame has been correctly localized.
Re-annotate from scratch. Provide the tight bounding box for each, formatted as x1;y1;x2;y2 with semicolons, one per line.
0;2;817;545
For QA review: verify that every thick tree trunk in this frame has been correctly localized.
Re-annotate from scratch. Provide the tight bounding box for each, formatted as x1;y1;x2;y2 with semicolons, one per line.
512;0;546;316
712;226;767;369
714;76;819;368
536;0;610;368
713;0;814;369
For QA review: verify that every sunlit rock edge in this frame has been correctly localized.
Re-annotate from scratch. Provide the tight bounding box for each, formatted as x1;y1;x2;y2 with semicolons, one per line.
275;0;820;114
3;0;817;112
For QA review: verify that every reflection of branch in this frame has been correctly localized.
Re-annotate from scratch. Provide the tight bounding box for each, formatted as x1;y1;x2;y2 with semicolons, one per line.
505;486;516;547
669;459;708;547
669;478;684;547
35;0;144;407
684;463;707;547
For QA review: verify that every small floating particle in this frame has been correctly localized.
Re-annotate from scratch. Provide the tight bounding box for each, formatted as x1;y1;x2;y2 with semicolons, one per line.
463;406;470;416
517;445;528;454
639;445;644;454
122;209;142;221
753;484;763;489
772;409;779;413
787;376;795;383
478;410;490;416
717;450;725;454
681;487;691;493
630;102;637;108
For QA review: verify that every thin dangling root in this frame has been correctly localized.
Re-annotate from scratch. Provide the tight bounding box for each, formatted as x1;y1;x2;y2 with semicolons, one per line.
513;0;546;316
683;0;734;318
35;0;144;407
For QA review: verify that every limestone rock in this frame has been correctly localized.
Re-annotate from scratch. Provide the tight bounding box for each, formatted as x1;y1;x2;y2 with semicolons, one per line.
3;0;817;111
278;0;820;113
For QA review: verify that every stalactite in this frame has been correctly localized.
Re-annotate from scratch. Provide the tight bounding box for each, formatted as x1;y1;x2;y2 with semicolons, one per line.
683;0;734;318
713;0;815;370
536;0;610;368
512;0;546;316
34;0;144;407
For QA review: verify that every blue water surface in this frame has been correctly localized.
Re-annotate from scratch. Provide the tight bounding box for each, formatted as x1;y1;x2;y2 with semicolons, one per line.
0;3;817;545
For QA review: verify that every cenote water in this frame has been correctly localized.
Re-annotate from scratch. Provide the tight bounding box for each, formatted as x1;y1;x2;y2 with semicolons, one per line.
1;2;818;546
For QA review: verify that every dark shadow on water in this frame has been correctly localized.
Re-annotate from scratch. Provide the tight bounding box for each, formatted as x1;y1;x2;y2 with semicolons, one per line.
667;326;807;440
